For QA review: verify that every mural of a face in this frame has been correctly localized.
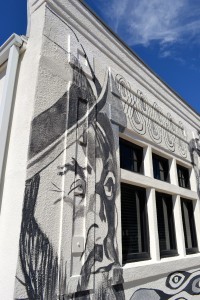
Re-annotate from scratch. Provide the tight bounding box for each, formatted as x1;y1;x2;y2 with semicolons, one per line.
34;145;88;255
15;20;200;300
189;132;200;197
74;115;125;300
15;36;125;298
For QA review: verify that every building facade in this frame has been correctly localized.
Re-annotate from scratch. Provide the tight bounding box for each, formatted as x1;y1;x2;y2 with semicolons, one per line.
0;0;200;299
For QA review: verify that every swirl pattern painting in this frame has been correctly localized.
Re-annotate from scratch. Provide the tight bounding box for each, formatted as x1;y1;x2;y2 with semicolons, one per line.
115;75;188;158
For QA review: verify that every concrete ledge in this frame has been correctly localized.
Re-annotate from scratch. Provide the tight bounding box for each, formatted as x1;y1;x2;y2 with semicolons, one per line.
121;169;198;200
122;254;200;283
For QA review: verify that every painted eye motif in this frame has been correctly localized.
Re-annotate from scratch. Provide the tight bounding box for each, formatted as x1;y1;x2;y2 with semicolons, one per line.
192;277;200;294
173;275;182;284
166;272;186;289
103;171;115;200
195;279;200;288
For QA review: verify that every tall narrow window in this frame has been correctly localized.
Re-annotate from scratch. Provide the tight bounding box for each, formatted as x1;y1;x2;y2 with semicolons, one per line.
121;183;149;263
153;154;169;182
177;165;190;189
181;198;198;254
156;192;177;258
120;138;143;173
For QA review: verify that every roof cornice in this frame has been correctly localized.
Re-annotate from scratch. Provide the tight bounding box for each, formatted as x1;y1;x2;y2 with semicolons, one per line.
0;34;27;67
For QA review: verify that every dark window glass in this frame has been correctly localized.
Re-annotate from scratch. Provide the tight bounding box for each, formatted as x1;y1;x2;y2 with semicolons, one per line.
181;198;198;254
153;154;169;182
177;165;190;189
156;192;177;258
120;139;143;173
121;183;149;263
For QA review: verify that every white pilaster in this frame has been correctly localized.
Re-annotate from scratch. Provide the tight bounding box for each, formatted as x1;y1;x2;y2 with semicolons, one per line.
194;199;200;252
190;167;197;192
144;145;153;178
147;188;160;261
0;44;20;185
169;158;178;186
173;195;186;257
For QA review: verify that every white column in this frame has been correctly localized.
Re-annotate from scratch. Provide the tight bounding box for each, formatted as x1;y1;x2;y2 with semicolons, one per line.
169;158;178;186
143;145;153;178
194;199;200;251
173;195;186;257
147;188;160;261
0;44;20;185
114;126;123;265
190;167;197;192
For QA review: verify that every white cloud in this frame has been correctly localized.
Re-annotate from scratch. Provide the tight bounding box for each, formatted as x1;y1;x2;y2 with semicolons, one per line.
160;50;172;58
108;0;129;31
97;0;200;48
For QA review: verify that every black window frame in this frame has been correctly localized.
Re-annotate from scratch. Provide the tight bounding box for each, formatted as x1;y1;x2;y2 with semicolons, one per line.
156;192;177;258
181;198;198;255
121;183;150;264
152;153;170;182
119;138;143;174
177;164;190;189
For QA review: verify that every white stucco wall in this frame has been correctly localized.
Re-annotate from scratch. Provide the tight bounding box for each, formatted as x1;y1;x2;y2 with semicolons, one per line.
0;2;47;298
0;0;200;299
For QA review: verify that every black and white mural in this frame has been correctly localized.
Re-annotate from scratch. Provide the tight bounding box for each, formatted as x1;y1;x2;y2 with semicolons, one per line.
131;269;200;299
189;132;200;197
14;15;200;300
15;24;125;300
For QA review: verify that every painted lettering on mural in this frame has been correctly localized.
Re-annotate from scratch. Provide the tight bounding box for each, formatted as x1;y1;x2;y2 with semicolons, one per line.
114;74;188;158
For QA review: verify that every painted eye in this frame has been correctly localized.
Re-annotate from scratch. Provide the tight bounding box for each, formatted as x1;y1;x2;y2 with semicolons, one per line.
166;272;186;289
195;280;200;288
192;277;200;294
69;178;86;198
173;276;182;283
103;171;115;200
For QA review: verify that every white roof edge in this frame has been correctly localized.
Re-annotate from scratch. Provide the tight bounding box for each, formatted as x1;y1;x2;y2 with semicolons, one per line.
0;34;27;66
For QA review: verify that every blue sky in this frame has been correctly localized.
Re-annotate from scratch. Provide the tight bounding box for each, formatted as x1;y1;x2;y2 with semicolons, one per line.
1;0;199;114
0;1;27;45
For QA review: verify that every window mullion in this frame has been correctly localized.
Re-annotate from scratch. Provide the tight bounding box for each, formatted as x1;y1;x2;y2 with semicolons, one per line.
173;195;186;257
190;167;197;191
169;158;178;185
143;146;153;177
147;188;160;261
194;199;200;252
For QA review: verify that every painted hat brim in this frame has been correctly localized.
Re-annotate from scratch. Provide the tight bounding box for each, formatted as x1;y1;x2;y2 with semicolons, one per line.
26;71;109;179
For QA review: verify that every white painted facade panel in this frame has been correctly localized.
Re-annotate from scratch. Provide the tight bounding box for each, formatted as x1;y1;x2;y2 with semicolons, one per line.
0;66;6;104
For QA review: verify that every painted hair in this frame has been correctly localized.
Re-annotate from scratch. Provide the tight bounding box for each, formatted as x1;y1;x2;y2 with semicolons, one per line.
19;174;58;300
